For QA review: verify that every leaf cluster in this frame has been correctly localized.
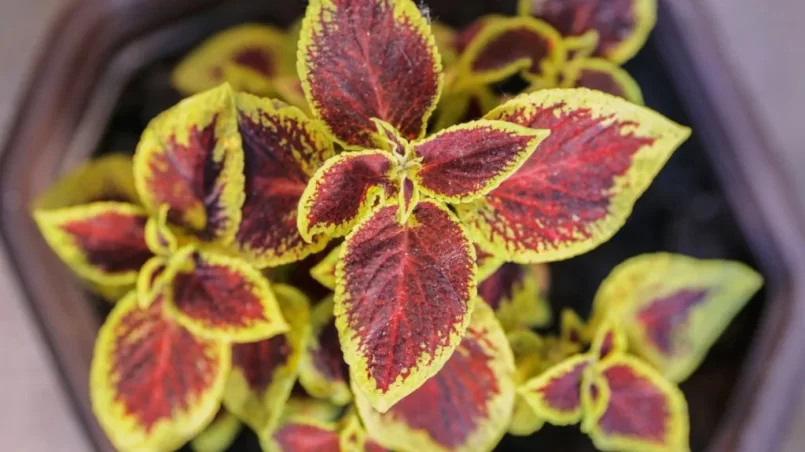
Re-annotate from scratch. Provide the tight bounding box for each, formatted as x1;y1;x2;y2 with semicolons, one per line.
30;0;761;451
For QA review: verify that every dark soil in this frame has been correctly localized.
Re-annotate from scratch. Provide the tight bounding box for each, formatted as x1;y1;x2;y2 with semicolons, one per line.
89;1;764;450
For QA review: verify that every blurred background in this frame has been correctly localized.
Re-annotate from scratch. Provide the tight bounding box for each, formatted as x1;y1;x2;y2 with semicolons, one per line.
0;0;803;450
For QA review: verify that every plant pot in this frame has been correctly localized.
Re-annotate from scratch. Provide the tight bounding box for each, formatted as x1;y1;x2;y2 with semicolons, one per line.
2;0;804;451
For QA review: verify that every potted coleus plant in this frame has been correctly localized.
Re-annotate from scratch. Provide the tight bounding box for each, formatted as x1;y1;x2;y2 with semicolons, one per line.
29;0;764;451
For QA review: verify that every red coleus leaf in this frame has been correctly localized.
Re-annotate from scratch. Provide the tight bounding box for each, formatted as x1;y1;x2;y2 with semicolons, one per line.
584;356;689;452
591;253;763;382
232;92;335;267
455;15;504;54
560;58;644;104
457;88;690;263
298;150;396;241
299;297;352;405
224;284;310;433
460;16;566;84
478;263;552;331
335;200;476;412
410;119;549;203
34;202;152;288
33;155;142;303
355;300;516;452
507;330;585;436
134;84;244;244
190;409;242;452
162;245;288;342
90;292;230;451
172;24;290;96
519;354;592;425
266;420;341;452
515;320;691;450
526;0;657;64
298;0;442;148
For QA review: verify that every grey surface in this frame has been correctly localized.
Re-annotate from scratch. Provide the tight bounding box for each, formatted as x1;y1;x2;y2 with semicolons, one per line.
0;0;802;450
0;1;93;451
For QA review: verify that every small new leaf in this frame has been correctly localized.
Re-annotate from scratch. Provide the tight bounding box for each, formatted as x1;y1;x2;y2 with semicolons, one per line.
297;150;396;242
459;16;566;84
559;58;644;104
519;354;592;425
280;395;343;425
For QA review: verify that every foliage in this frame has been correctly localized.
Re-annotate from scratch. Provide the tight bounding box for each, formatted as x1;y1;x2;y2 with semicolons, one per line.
31;0;764;451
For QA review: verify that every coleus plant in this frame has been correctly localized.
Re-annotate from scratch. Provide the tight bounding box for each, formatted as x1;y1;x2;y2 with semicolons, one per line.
35;83;333;450
431;0;649;129
517;0;657;65
31;0;761;450
513;253;762;451
248;252;761;452
269;298;515;452
587;253;764;383
291;0;688;413
172;23;307;109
